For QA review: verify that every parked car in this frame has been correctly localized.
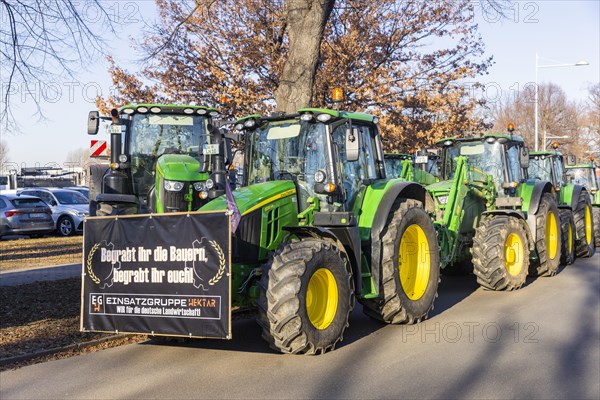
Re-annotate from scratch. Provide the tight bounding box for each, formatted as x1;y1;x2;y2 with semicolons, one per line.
64;186;89;199
0;194;54;238
17;188;89;236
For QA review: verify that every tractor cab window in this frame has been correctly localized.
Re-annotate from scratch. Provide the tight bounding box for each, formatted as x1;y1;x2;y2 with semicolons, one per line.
245;119;328;210
552;156;565;186
385;158;404;178
566;167;599;190
443;141;505;191
528;156;553;182
505;144;525;183
332;123;378;209
128;114;209;197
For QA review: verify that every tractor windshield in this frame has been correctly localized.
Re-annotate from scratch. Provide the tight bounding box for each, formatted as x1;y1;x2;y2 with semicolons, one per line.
246;119;328;209
129;113;210;196
385;158;404;178
443;141;504;185
528;156;553;182
246;119;326;184
566;167;599;190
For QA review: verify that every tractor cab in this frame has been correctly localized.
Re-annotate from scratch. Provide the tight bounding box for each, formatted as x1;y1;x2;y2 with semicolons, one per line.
436;134;529;199
385;152;440;185
235;108;386;213
87;104;230;215
566;161;600;195
528;151;566;189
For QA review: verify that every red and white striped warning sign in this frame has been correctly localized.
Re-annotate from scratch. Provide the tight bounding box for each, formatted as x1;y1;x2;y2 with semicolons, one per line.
90;140;108;157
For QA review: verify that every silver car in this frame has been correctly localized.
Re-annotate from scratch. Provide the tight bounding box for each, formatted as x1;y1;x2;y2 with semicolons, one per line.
18;188;89;236
0;194;54;238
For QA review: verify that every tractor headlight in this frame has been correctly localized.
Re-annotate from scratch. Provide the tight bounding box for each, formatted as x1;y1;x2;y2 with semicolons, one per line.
205;179;214;190
199;191;209;200
314;170;326;183
164;180;184;192
316;113;332;122
437;195;448;205
193;182;206;191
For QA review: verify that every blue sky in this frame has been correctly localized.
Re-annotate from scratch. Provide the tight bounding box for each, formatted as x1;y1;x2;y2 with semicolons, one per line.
2;0;599;168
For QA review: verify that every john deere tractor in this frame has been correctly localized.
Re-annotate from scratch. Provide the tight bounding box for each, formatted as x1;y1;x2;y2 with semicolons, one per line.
87;104;231;216
200;108;440;354
426;131;561;289
566;158;599;248
528;148;595;262
385;151;440;185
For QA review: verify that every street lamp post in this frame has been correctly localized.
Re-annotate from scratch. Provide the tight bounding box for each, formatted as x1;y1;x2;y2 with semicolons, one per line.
534;53;589;151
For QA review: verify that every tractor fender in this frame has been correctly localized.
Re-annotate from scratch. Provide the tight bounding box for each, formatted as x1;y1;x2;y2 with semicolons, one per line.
567;185;586;211
481;210;535;251
283;226;362;295
525;181;554;216
369;181;435;294
523;181;554;244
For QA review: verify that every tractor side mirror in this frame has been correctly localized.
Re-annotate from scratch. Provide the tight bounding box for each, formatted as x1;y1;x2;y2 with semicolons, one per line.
566;154;576;166
520;146;530;169
88;111;99;135
345;126;359;162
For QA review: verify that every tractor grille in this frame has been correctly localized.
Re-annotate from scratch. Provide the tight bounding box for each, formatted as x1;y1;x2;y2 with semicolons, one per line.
232;209;262;264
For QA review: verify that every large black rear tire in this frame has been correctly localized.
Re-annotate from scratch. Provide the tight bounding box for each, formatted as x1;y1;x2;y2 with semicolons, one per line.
257;238;354;355
559;209;576;265
573;191;595;257
362;199;440;324
530;193;561;277
472;215;530;290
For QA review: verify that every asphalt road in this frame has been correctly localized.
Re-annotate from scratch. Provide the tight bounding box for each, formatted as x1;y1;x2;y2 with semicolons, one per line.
2;253;599;400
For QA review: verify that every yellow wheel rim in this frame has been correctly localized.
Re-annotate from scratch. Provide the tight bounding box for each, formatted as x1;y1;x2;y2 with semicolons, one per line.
568;221;573;254
399;224;430;301
306;268;338;330
585;205;592;245
546;211;558;260
505;233;524;276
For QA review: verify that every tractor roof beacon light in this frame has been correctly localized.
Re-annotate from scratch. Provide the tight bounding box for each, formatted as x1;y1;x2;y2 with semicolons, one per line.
332;87;343;111
552;141;559;149
507;123;515;133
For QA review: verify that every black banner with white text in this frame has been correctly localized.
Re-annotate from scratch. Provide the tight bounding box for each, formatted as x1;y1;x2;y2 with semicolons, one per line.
81;212;231;339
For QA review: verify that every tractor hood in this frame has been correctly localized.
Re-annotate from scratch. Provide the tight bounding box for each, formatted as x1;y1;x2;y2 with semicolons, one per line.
426;180;453;195
199;181;296;215
156;154;209;182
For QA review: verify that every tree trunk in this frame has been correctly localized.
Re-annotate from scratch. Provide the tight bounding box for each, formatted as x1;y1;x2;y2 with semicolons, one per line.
274;0;335;113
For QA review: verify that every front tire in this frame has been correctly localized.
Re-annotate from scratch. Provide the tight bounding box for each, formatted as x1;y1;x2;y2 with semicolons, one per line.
257;238;354;355
530;193;561;277
362;199;440;324
573;191;595;257
559;209;575;265
57;216;75;236
473;215;530;290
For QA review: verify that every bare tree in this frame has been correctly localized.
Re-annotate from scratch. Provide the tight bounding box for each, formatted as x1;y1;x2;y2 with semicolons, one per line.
0;0;114;130
0;139;8;166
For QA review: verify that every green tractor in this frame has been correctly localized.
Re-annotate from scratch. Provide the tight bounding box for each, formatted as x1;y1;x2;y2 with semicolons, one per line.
528;149;595;262
200;108;440;354
384;151;440;185
565;158;600;248
87;104;232;216
426;131;562;289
